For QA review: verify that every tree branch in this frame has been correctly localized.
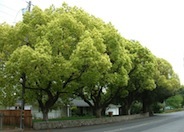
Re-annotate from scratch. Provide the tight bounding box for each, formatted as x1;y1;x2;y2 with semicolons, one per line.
78;88;93;108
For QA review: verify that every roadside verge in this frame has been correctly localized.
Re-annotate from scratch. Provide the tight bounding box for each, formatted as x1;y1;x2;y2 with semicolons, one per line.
33;113;149;130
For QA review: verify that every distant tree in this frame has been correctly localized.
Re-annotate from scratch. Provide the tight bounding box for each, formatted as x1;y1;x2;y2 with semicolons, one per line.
142;58;180;114
172;85;184;107
166;95;183;109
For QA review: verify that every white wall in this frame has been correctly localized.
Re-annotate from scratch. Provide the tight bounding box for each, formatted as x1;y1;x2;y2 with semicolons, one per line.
105;108;119;115
32;110;62;119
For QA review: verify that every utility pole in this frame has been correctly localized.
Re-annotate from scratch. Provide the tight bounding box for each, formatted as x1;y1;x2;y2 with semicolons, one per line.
21;1;32;14
27;1;32;12
20;73;27;129
20;1;32;129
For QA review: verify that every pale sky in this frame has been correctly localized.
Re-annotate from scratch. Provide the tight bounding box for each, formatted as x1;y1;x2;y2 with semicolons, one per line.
1;0;184;84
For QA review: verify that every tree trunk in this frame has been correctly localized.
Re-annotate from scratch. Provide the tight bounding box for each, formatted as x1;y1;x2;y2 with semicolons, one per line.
142;102;147;113
122;101;132;115
42;109;49;121
127;108;131;115
94;108;102;118
37;90;60;121
142;97;149;113
101;108;106;116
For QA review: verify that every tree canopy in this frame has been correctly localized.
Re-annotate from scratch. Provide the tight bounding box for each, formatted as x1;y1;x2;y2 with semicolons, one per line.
0;3;181;120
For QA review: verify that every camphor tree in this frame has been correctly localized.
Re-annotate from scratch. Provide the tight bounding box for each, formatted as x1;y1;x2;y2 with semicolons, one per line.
3;4;131;120
177;85;184;107
3;5;87;120
0;23;20;108
148;58;181;113
155;58;180;96
74;24;132;118
119;40;157;115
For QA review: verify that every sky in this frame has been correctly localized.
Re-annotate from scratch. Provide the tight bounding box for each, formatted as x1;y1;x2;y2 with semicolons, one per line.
0;0;184;84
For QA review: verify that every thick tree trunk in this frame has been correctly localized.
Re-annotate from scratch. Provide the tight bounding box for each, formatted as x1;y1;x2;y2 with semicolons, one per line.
37;89;60;121
101;108;106;116
142;102;148;113
121;101;132;115
42;109;49;121
122;105;131;115
142;96;149;113
93;108;102;118
124;105;132;115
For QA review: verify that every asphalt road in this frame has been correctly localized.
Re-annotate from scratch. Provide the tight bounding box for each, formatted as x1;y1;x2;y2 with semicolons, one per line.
36;111;184;132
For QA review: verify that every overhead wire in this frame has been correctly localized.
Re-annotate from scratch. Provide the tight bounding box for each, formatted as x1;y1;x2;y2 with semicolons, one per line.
0;9;14;17
13;9;23;24
0;3;19;24
0;3;17;11
0;0;30;24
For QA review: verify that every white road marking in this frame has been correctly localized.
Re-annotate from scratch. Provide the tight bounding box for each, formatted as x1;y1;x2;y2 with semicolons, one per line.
104;123;149;132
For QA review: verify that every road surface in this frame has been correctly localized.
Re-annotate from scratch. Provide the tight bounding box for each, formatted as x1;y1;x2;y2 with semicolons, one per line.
36;111;184;132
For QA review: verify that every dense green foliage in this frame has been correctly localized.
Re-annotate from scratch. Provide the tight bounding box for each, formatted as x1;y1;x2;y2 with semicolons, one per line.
0;4;181;120
165;86;184;110
166;95;183;109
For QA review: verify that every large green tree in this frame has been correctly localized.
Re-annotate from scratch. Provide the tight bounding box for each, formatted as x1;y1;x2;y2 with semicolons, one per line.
119;40;157;115
0;23;20;108
147;58;180;113
3;5;86;120
74;24;131;118
3;4;131;119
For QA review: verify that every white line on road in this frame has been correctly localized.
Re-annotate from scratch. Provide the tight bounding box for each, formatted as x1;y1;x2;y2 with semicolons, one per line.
103;117;173;132
104;123;149;132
